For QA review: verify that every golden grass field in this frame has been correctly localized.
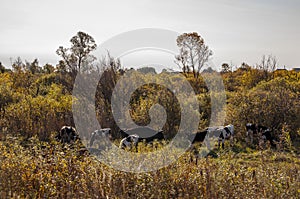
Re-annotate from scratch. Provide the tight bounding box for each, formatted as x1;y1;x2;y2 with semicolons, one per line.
0;136;299;199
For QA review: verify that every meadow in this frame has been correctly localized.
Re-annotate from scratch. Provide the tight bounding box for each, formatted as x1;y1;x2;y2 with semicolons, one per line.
0;136;299;198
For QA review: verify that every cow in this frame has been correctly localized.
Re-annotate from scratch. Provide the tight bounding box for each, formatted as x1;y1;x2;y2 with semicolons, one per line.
55;126;78;144
246;123;261;144
119;134;140;149
89;128;112;147
119;127;165;149
218;124;234;149
246;123;276;148
189;124;234;149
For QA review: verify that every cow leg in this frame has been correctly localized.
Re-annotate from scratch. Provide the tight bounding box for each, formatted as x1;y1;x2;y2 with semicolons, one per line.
133;140;139;152
89;135;95;147
218;137;224;149
222;139;225;149
247;131;253;144
218;130;224;149
259;139;263;149
258;136;265;149
230;136;234;146
262;135;267;149
204;138;211;150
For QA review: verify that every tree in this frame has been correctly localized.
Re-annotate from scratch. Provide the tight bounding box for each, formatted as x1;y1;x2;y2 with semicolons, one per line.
11;57;25;72
0;62;5;73
56;31;97;74
175;32;213;78
26;58;42;74
240;62;251;71
221;63;230;73
256;54;278;80
256;54;277;72
43;64;55;74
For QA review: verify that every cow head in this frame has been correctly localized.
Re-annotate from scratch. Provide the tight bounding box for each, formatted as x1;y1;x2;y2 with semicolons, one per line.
58;126;78;144
225;124;234;136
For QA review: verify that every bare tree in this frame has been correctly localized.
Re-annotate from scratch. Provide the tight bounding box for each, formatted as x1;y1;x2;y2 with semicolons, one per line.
175;32;213;78
56;31;97;74
256;54;278;72
256;54;278;80
94;52;121;74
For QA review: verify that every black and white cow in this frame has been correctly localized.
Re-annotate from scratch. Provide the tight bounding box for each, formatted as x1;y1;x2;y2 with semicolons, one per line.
89;128;112;147
218;124;234;149
119;127;165;149
189;124;234;149
119;134;140;149
55;126;79;144
246;123;276;147
246;123;264;144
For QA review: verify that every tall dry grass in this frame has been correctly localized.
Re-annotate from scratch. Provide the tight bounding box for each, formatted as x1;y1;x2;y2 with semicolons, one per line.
0;136;299;198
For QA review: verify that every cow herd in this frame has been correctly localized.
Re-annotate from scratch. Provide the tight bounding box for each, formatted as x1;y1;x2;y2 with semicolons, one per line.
56;123;277;153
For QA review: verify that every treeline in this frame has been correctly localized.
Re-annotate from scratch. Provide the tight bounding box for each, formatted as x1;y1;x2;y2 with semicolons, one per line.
1;60;300;145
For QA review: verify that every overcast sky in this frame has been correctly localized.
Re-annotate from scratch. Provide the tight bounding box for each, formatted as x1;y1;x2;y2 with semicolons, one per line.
1;0;299;70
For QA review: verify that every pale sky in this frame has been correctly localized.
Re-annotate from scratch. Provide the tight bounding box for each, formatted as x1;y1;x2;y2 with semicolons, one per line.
0;0;300;70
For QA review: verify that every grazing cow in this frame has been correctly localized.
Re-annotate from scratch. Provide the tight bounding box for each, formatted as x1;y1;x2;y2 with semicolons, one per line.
246;123;262;144
189;124;234;149
119;127;165;149
218;124;234;149
119;134;140;149
89;128;112;147
246;123;276;147
55;126;78;144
